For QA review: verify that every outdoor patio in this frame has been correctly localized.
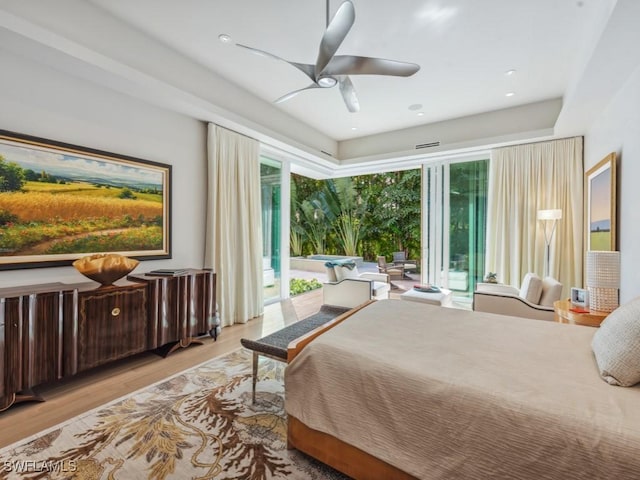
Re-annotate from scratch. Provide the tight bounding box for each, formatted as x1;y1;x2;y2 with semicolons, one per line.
291;261;412;294
288;261;472;309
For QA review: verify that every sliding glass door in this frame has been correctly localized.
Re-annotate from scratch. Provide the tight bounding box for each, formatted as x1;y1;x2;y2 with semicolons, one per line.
261;157;282;303
422;158;488;300
260;153;290;304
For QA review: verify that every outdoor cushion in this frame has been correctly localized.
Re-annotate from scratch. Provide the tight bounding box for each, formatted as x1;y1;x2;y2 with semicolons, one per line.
325;266;338;282
372;281;389;296
335;265;360;282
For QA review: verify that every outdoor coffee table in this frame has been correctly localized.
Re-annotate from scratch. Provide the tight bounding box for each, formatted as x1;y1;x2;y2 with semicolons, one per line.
400;287;453;307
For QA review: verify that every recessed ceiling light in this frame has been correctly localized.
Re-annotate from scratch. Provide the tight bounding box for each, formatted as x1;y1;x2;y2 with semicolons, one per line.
505;92;515;97
417;112;425;117
505;69;516;76
351;127;358;131
218;34;232;43
408;103;423;111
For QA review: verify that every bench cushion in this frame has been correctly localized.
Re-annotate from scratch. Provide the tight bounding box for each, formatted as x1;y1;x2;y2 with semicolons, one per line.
240;305;350;360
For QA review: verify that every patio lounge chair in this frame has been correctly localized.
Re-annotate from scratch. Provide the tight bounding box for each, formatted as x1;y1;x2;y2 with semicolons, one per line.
377;256;405;280
392;251;418;273
323;261;391;309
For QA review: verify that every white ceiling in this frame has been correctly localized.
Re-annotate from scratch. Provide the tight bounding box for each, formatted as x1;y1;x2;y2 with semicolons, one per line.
86;0;611;141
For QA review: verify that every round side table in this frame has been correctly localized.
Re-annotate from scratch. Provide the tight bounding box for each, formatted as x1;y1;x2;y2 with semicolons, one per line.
553;299;609;327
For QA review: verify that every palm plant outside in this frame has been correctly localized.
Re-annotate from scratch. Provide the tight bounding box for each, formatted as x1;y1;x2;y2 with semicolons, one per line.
291;170;420;261
299;199;327;254
289;183;304;256
319;177;367;256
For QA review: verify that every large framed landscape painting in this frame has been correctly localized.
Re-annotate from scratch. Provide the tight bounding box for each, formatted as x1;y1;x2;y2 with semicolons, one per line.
585;152;616;251
0;130;171;270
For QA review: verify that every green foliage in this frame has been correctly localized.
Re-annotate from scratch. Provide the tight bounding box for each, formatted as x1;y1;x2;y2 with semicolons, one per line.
24;169;38;181
319;177;367;256
289;181;305;256
0;156;26;192
0;209;18;226
38;170;59;183
118;188;136;200
289;277;322;296
299;199;327;254
46;225;163;253
290;230;304;256
362;169;421;258
290;169;421;261
0;216;158;253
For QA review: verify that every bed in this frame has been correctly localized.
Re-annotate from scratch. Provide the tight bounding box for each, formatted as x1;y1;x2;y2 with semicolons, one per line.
285;299;640;480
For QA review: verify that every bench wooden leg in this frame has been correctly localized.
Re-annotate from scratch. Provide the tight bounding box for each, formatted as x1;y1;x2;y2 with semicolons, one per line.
252;351;259;404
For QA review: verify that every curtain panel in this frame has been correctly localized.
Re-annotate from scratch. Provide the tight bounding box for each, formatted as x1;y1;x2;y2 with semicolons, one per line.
205;124;264;326
486;137;583;296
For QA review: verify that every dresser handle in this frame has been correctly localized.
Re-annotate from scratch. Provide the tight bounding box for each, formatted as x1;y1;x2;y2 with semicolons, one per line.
111;307;121;317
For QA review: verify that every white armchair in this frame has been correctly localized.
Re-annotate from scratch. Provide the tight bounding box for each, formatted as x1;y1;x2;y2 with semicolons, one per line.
323;263;390;309
473;273;563;321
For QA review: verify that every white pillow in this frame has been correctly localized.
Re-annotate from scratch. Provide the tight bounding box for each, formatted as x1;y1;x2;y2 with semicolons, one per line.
591;296;640;386
519;273;543;304
335;265;360;282
539;277;563;306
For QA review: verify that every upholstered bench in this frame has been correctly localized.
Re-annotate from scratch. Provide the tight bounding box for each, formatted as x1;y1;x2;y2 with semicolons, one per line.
240;304;349;402
400;287;453;307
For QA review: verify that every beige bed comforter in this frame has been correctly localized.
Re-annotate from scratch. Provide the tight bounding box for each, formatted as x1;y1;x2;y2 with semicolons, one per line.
285;299;640;479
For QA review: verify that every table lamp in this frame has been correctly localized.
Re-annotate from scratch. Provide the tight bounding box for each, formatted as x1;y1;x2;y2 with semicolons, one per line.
586;250;620;312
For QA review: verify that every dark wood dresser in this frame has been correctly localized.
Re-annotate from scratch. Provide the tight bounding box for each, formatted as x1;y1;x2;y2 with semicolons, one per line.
0;269;217;412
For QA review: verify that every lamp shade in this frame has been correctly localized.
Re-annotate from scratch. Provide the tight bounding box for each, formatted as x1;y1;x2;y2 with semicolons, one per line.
586;250;620;312
537;209;562;220
586;251;621;288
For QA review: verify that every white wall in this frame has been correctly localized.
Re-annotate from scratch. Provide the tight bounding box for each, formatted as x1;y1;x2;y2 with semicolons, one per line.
0;49;207;288
584;63;640;304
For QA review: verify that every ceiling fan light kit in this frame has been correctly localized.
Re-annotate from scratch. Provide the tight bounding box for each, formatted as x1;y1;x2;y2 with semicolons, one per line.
236;0;420;112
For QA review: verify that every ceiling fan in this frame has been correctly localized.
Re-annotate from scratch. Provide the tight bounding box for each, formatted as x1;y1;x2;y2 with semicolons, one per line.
236;0;420;112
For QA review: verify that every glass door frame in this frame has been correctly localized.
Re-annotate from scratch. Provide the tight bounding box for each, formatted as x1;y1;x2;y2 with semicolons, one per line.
260;146;291;304
421;153;489;299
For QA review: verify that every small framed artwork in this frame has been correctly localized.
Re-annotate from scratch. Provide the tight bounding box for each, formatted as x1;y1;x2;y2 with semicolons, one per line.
585;152;616;251
570;287;589;308
0;130;172;270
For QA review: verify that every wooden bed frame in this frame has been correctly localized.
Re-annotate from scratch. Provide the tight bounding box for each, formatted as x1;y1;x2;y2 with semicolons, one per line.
286;300;418;480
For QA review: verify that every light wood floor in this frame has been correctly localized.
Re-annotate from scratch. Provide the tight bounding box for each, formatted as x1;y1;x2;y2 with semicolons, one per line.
0;289;323;449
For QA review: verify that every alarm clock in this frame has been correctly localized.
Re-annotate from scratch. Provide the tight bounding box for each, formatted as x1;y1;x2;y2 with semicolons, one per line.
571;287;589;308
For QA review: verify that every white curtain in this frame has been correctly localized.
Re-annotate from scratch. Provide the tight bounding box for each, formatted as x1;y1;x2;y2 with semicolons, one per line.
486;137;583;296
204;124;263;326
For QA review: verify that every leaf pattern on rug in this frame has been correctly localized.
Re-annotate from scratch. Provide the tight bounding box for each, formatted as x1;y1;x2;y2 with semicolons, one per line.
0;349;348;480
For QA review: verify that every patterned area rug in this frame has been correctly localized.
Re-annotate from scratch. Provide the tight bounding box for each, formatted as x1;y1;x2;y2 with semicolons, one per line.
0;349;349;480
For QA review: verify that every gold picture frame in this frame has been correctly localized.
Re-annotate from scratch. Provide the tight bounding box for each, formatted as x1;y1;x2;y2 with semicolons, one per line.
585;152;616;251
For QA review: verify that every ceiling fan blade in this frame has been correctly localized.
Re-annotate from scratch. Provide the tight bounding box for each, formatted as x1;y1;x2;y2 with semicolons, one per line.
315;0;355;79
274;84;321;104
338;76;360;113
236;43;316;81
324;55;420;77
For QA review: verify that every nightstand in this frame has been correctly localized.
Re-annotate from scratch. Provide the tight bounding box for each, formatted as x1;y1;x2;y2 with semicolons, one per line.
553;299;609;327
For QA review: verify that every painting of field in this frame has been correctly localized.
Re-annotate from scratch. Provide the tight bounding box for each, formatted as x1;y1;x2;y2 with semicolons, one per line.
0;131;170;268
586;153;615;251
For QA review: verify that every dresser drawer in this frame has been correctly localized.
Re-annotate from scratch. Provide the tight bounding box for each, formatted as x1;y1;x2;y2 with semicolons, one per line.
75;285;148;372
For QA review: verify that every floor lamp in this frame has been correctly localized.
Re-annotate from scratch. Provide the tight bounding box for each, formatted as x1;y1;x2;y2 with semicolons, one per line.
538;209;562;277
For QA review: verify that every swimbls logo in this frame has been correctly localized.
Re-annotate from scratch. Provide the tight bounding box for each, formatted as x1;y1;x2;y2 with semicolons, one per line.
2;459;77;473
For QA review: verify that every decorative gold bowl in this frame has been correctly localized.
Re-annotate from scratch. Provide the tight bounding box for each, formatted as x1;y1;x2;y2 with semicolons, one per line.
72;253;139;286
